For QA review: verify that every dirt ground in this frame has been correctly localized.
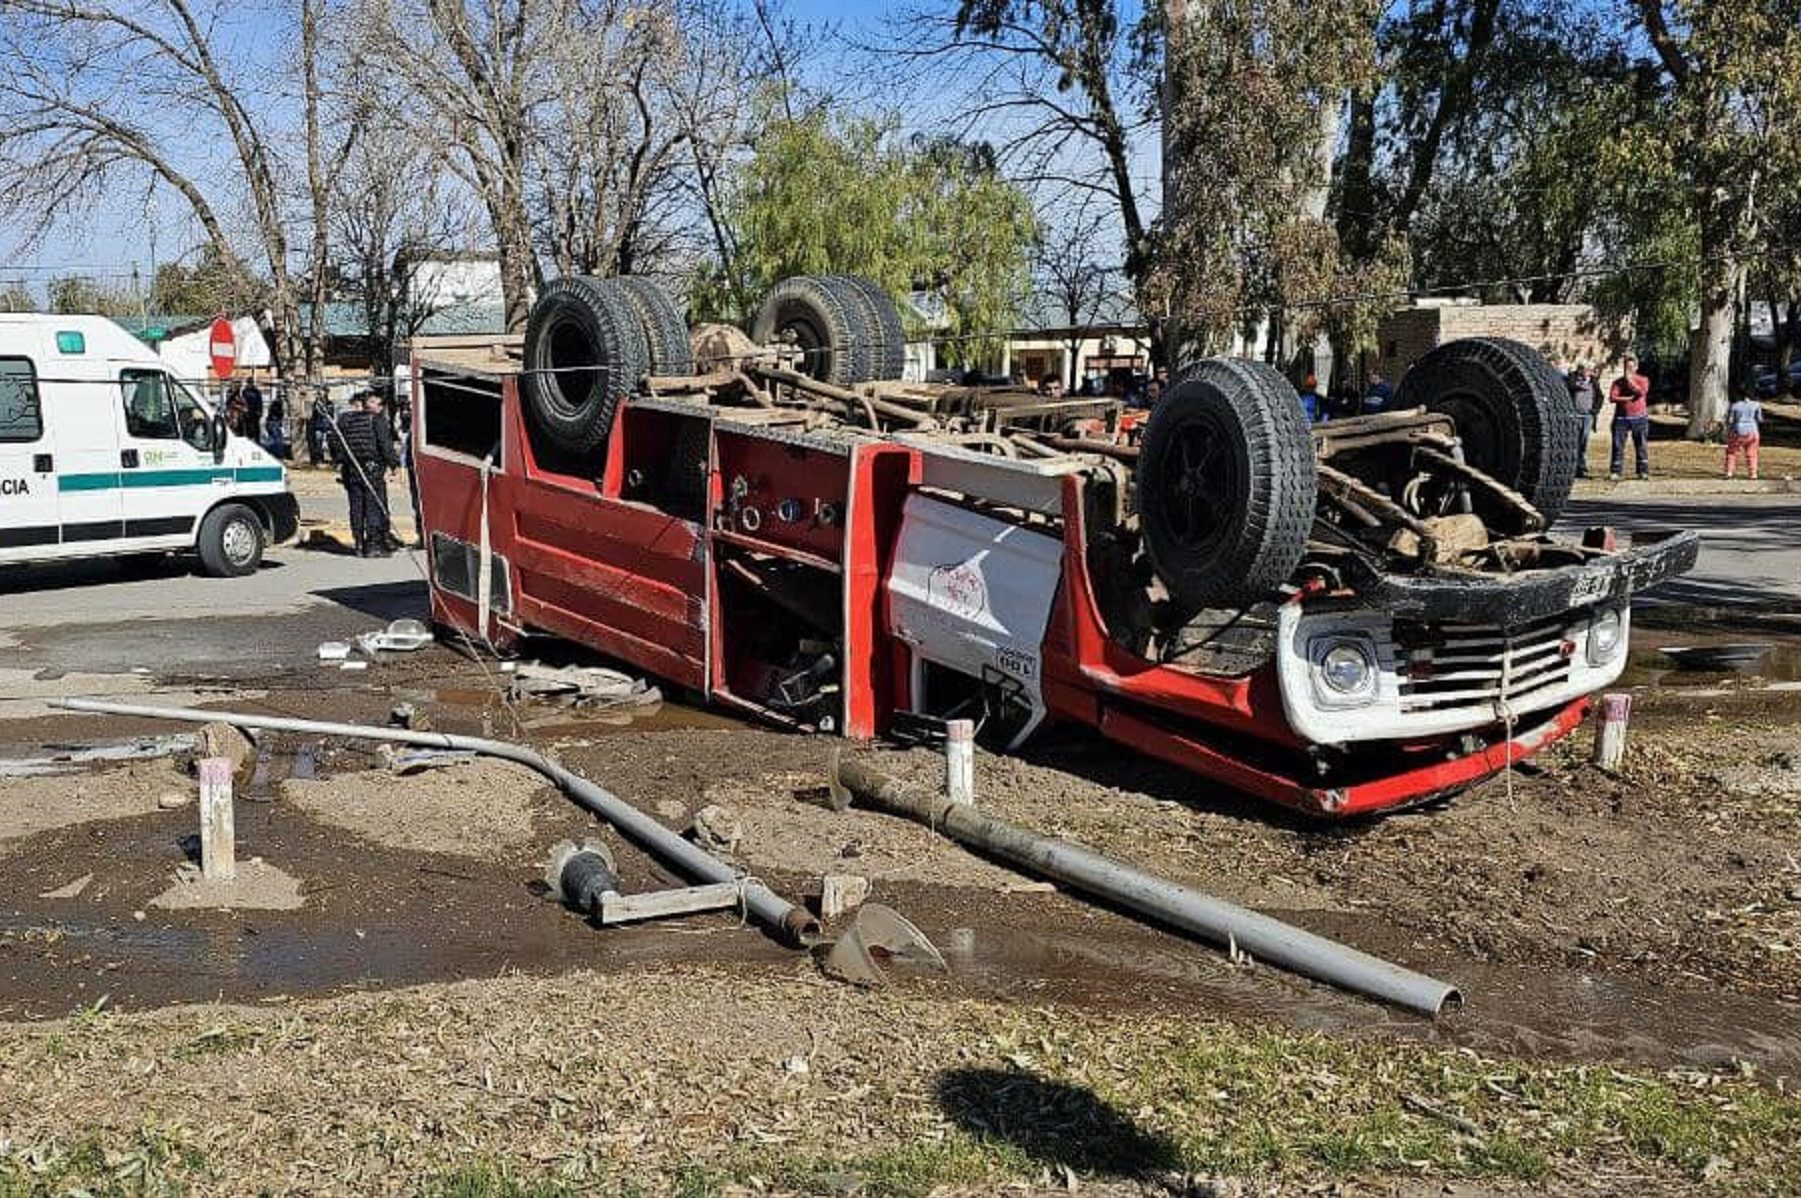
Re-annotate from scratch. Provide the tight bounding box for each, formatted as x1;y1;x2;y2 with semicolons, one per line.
1589;403;1801;479
3;647;1801;1194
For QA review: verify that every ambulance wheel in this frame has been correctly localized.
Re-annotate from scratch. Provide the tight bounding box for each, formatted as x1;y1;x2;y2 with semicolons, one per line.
1135;359;1317;610
614;276;694;376
522;276;650;455
197;503;266;578
1395;337;1581;523
751;276;871;387
822;274;906;381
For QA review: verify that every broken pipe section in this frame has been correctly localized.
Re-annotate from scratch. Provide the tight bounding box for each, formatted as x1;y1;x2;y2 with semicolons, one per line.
54;697;821;947
829;753;1460;1017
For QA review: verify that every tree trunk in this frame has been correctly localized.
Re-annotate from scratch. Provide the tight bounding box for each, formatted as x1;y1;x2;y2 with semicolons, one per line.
1685;257;1738;438
1336;90;1377;262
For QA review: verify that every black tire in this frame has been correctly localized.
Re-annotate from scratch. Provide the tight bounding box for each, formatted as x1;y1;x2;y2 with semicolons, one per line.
1135;358;1318;609
522;277;650;455
824;274;906;381
196;503;266;578
1395;337;1582;523
751;275;870;387
614;276;694;376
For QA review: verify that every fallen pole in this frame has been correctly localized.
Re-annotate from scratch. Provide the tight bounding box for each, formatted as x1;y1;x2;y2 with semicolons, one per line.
55;697;822;946
829;754;1460;1016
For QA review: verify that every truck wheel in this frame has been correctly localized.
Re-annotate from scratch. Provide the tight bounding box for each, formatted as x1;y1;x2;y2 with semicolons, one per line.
1136;359;1318;610
615;276;694;376
522;276;650;455
824;274;906;381
751;276;870;387
1396;337;1582;523
197;503;266;577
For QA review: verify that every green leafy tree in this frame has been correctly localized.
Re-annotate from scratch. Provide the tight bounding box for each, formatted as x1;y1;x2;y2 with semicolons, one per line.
1629;0;1801;435
47;275;138;317
1155;0;1383;366
692;103;1036;365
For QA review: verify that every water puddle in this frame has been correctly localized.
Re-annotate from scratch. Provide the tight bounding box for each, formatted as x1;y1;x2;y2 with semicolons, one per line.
936;918;1801;1081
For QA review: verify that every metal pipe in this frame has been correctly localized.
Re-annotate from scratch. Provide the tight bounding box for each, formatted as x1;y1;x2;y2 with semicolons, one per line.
829;755;1459;1016
55;697;821;946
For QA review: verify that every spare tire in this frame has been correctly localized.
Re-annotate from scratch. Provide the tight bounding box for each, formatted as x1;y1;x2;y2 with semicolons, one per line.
824;274;906;381
1136;358;1318;610
751;275;871;387
615;276;694;376
522;277;649;455
1395;337;1582;524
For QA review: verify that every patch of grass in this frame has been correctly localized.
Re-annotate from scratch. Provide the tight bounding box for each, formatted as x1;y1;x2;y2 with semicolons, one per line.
419;1166;582;1198
745;1140;1029;1198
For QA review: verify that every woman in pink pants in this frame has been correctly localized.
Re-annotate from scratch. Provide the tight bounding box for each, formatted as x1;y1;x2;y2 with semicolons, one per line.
1724;392;1762;479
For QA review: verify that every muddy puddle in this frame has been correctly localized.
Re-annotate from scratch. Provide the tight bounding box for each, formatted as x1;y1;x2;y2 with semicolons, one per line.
1620;624;1801;689
1;784;1797;1084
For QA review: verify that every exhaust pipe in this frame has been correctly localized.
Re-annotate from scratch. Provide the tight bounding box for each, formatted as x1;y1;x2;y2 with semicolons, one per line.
54;697;821;947
830;753;1459;1016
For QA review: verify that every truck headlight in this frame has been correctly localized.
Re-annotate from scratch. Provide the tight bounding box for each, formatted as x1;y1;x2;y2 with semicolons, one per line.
1311;637;1378;707
1587;607;1625;665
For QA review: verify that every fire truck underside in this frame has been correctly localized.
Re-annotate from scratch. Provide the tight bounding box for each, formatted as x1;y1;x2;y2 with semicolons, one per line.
410;278;1696;818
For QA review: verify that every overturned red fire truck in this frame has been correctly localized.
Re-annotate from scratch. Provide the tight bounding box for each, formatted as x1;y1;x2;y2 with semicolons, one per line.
409;274;1697;818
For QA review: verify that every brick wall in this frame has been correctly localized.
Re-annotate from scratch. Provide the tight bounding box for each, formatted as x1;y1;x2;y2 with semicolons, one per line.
1374;304;1635;388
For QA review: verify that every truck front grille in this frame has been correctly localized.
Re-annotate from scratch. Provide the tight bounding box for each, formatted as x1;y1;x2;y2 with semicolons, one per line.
1394;613;1577;714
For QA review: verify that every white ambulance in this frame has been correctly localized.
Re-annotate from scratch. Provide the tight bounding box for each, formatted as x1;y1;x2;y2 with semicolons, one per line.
0;314;297;577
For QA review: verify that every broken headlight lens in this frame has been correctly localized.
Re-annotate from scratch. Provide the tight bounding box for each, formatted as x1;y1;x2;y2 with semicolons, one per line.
1587;606;1625;665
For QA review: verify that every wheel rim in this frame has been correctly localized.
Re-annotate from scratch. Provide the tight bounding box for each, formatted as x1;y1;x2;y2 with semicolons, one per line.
1432;389;1511;478
781;315;828;379
222;517;259;567
1164;417;1242;555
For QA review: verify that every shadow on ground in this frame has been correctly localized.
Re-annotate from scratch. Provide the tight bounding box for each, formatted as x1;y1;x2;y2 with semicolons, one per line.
934;1067;1182;1178
313;580;430;622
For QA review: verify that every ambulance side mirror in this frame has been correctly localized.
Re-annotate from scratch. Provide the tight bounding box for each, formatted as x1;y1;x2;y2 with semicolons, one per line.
210;409;229;463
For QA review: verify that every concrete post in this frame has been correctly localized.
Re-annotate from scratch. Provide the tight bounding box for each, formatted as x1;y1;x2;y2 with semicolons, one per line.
1592;693;1631;772
945;719;975;806
197;756;236;881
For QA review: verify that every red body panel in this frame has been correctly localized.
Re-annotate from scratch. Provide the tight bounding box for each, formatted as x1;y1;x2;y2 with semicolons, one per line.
412;368;1585;819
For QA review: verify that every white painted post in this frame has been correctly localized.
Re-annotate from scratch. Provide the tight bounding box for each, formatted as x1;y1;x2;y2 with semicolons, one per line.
197;756;236;881
1592;693;1631;771
945;719;975;805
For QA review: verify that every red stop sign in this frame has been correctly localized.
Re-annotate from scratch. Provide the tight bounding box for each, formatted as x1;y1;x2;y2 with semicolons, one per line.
208;317;236;379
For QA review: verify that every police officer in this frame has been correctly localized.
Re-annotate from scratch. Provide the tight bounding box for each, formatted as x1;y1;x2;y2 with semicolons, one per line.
331;392;402;557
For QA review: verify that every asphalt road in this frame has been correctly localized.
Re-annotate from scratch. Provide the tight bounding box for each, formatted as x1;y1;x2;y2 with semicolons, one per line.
0;545;426;679
1560;493;1801;608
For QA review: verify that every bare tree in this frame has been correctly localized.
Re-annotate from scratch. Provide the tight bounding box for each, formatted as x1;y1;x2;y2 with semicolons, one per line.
351;0;561;330
881;2;1158;289
1033;200;1116;389
0;0;308;365
331;124;476;396
533;0;692;278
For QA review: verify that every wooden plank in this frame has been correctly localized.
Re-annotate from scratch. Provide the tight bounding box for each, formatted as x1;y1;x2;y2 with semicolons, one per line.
598;881;745;926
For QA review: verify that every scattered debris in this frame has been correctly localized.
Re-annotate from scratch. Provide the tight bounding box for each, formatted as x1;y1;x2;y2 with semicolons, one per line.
820;873;871;920
600;880;747;927
688;803;742;855
357;618;434;656
389;702;430;731
157;790;190;810
1001;880;1057;896
544;838;620;915
37;872;93;900
317;641;352;662
0;734;194;779
380;746;477;775
339;660;369;672
821;903;946;987
508;662;662;709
